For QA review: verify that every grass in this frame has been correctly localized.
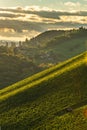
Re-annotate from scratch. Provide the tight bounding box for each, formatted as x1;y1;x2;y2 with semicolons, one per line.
0;52;87;130
0;52;85;100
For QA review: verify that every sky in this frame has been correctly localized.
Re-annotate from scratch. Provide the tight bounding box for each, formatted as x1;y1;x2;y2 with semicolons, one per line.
0;0;87;10
0;0;87;41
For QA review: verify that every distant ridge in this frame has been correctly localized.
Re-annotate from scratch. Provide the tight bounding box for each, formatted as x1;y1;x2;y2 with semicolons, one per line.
28;30;65;45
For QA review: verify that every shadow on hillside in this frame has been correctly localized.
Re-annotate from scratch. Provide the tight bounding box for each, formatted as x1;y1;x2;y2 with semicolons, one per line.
54;100;87;117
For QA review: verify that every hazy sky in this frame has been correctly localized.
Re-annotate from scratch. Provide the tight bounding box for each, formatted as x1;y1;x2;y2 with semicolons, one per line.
0;0;87;10
0;0;87;41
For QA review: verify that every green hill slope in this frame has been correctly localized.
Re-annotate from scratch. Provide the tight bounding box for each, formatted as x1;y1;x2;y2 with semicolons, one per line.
0;53;41;89
0;52;87;130
21;28;87;67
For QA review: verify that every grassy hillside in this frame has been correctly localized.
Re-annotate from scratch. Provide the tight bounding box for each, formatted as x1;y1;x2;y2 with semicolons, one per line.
0;52;87;130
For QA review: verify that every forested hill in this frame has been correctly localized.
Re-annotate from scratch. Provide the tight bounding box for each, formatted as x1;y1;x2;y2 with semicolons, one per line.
20;27;87;66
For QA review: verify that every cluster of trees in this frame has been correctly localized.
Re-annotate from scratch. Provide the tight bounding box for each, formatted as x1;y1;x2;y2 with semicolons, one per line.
0;45;42;89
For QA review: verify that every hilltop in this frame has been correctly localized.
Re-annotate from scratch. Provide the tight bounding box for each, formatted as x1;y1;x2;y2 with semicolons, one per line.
0;52;87;130
28;30;65;45
20;27;87;66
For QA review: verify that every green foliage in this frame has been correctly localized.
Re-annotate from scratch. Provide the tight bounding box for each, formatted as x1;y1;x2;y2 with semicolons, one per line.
21;28;87;66
0;51;41;89
0;52;87;130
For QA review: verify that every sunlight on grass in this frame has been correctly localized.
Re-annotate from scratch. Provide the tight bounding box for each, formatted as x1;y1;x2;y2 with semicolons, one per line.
0;52;87;130
84;51;87;65
0;52;85;101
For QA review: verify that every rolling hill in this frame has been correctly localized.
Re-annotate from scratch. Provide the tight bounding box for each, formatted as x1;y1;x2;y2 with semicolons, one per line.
20;28;87;67
27;30;65;46
0;52;87;130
